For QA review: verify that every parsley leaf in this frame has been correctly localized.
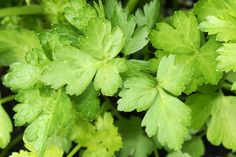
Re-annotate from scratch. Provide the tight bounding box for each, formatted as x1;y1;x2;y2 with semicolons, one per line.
150;11;200;54
167;152;191;157
194;0;225;22
135;0;160;28
14;87;73;155
9;145;63;157
4;48;49;90
199;0;236;42
104;0;117;19
41;46;98;96
199;14;236;42
156;55;192;96
207;93;236;150
0;104;12;149
73;84;100;121
182;137;205;157
186;91;236;150
118;55;191;150
110;3;149;55
150;11;223;93
79;18;124;60
142;87;191;150
64;0;97;32
118;76;157;112
0;28;41;66
74;113;122;157
186;92;216;130
117;117;155;157
41;18;125;96
216;43;236;72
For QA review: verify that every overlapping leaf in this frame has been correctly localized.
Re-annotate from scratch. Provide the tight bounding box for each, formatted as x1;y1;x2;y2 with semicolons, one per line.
118;55;191;150
187;91;236;150
41;18;125;96
13;87;73;156
117;117;155;157
0;28;41;66
150;11;223;93
73;113;122;157
0;104;12;149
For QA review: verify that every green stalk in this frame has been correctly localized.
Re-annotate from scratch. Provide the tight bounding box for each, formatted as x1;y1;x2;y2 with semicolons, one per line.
0;134;23;157
0;5;44;18
0;95;16;104
67;144;81;157
125;0;139;13
154;149;159;157
220;82;232;91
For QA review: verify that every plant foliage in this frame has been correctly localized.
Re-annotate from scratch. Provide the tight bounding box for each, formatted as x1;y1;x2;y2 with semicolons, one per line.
1;0;236;156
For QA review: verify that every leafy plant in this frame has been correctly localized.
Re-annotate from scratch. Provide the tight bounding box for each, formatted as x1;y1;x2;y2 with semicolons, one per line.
1;0;236;156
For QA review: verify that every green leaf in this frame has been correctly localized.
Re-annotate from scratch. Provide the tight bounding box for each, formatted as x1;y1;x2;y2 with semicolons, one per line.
39;24;79;57
4;63;42;90
124;59;149;76
64;0;97;31
94;63;123;96
0;28;41;66
123;26;149;55
193;0;225;22
199;13;236;42
150;11;223;93
9;145;63;157
42;18;125;96
117;117;155;157
4;48;48;90
14;87;73;155
93;0;105;18
0;104;12;149
104;0;117;19
196;37;223;84
167;152;191;157
224;0;236;18
119;58;192;150
111;4;149;55
182;137;205;157
10;150;37;157
181;37;221;92
118;76;157;112
42;0;69;23
142;87;191;150
73;84;100;120
156;55;192;96
149;11;200;54
186;93;215;130
74;113;122;157
216;43;236;72
207;93;236;151
135;0;160;28
79;18;124;60
41;46;98;96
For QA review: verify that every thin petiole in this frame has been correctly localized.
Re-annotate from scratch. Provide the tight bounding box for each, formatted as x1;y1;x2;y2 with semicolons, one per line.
67;144;81;157
0;5;44;18
0;95;16;104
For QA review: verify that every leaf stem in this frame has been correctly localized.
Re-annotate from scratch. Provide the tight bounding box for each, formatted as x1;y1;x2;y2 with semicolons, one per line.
104;97;123;120
220;82;232;91
0;95;16;104
0;133;23;157
125;0;139;13
154;149;159;157
111;105;123;120
0;5;44;18
67;144;81;157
